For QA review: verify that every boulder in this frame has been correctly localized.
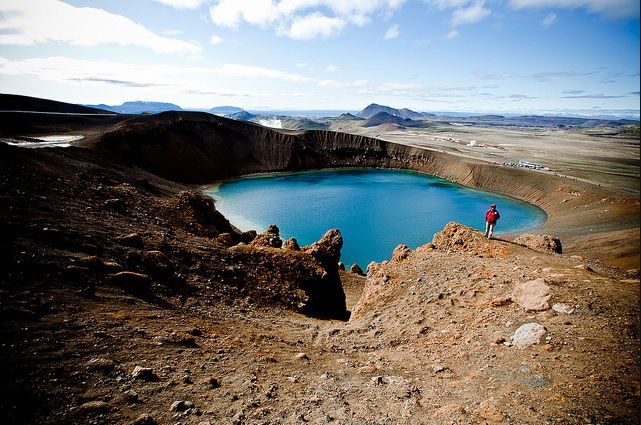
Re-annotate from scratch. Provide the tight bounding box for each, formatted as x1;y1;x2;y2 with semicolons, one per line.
250;225;283;248
130;414;157;425
392;244;411;262
215;232;235;246
552;303;574;314
338;262;346;271
132;365;159;381
350;263;365;276
512;278;552;311
240;230;257;243
115;233;144;249
511;323;546;348
109;271;153;295
170;400;195;412
514;233;562;254
284;238;300;251
143;251;175;278
76;400;112;412
86;358;116;372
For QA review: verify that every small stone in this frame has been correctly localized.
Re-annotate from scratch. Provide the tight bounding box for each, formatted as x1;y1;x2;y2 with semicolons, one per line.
130;414;157;425
511;323;546;348
338;262;346;271
490;296;512;307
478;399;506;422
433;365;445;373
294;352;309;361
205;376;221;388
86;358;116;372
77;400;112;412
115;232;144;248
552;303;574;314
170;400;195;412
494;337;506;345
370;376;386;385
574;264;593;271
132;366;159;381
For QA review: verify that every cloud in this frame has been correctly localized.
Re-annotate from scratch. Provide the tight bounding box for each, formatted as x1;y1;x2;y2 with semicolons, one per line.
445;30;460;39
209;0;406;39
530;70;597;81
384;24;400;39
562;89;584;94
561;93;627;98
210;35;223;44
450;1;491;26
285;13;346;40
631;91;640;96
541;12;557;26
325;64;339;72
0;56;316;95
0;0;201;54
509;93;537;99
508;0;639;19
152;0;207;8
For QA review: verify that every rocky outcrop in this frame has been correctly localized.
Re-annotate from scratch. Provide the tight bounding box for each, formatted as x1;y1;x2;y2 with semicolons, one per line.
249;224;283;248
431;222;507;258
161;190;239;239
514;233;562;254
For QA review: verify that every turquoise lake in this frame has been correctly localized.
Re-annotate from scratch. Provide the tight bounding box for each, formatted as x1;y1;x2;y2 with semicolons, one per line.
206;169;546;268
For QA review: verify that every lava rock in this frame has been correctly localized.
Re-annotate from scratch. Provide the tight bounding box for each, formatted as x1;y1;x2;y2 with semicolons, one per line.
350;263;365;276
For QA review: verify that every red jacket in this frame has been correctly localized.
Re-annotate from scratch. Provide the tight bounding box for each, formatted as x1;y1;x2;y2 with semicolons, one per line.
486;209;500;224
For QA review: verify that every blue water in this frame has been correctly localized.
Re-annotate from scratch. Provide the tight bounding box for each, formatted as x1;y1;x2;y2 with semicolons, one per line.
206;169;546;268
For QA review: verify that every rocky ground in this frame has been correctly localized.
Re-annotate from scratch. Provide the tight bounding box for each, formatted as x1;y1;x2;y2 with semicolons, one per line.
1;126;639;424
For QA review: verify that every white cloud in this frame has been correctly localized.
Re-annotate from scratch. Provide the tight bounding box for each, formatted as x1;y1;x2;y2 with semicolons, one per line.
509;0;639;19
209;0;406;39
384;24;400;40
0;55;318;93
445;30;460;39
152;0;207;8
210;35;223;44
286;13;346;40
451;1;491;26
541;12;557;26
325;64;339;72
0;0;201;54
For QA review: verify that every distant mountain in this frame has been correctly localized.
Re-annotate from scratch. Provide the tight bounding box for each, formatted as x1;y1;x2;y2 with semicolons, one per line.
228;111;257;121
209;106;245;115
84;101;183;114
363;112;428;128
0;94;113;114
334;113;365;121
357;103;435;119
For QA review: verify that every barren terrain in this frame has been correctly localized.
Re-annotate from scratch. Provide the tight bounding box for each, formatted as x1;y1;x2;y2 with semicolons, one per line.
1;109;639;425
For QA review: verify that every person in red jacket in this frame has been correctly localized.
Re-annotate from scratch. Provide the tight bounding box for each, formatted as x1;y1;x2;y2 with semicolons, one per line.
484;204;500;239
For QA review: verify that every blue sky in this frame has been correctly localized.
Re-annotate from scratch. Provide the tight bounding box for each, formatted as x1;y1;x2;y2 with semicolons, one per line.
0;0;639;117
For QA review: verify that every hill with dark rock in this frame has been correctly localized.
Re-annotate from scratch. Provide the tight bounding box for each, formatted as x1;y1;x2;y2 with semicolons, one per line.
0;93;114;114
357;103;435;119
363;111;428;128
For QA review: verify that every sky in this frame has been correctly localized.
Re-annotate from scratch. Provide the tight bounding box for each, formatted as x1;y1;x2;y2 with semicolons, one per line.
0;0;639;118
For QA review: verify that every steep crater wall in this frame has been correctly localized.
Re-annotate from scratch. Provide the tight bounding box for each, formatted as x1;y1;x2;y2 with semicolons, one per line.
86;112;640;268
